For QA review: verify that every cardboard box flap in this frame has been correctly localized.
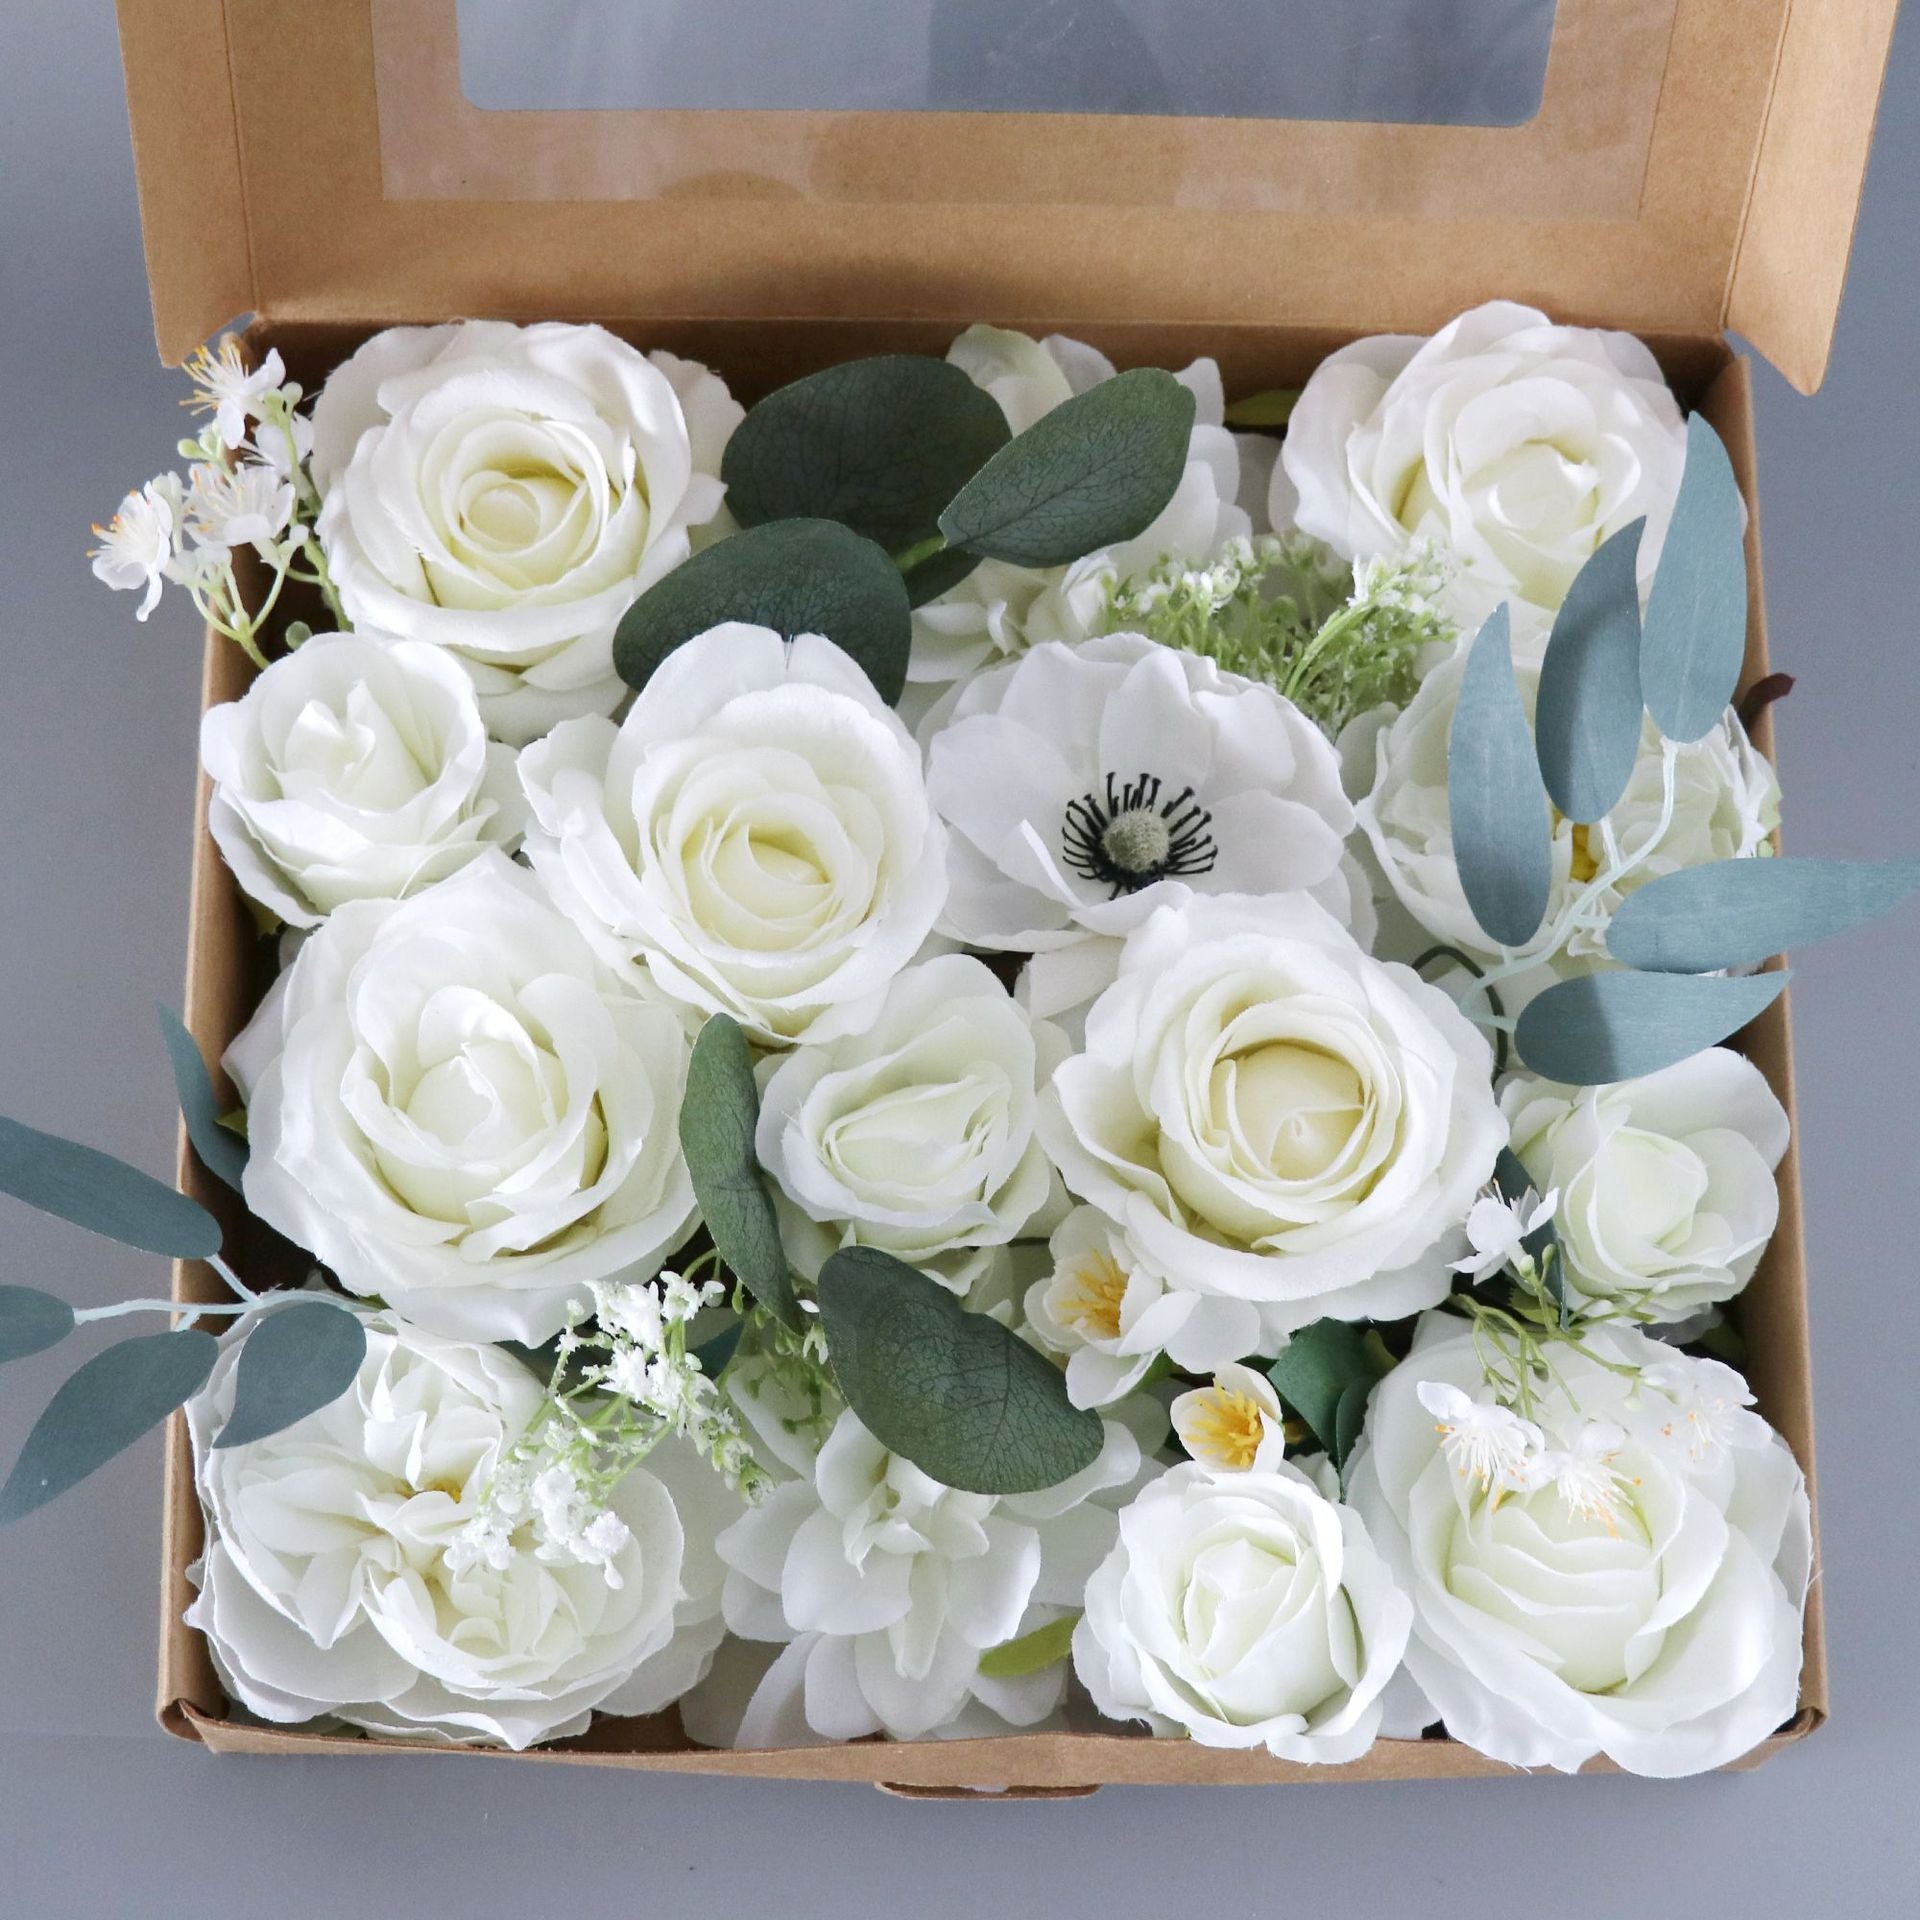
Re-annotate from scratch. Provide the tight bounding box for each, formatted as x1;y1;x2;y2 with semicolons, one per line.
116;0;1896;390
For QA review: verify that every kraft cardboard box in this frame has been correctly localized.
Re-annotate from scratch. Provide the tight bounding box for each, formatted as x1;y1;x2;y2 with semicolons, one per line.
119;0;1898;1790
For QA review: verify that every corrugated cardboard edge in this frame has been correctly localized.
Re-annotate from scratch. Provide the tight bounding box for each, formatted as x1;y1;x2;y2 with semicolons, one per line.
1729;0;1904;394
155;327;1824;1789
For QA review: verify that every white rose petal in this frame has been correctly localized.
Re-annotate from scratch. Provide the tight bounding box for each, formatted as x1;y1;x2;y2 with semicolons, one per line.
226;854;696;1344
311;321;741;743
201;631;526;927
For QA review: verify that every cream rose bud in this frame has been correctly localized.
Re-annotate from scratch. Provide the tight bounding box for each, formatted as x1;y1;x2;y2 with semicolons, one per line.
1039;893;1506;1336
925;634;1355;957
1501;1049;1789;1321
1281;301;1689;647
225;854;696;1344
199;632;525;927
1349;1319;1810;1776
310;320;741;744
1074;1459;1411;1762
518;625;948;1048
754;954;1062;1292
185;1310;734;1751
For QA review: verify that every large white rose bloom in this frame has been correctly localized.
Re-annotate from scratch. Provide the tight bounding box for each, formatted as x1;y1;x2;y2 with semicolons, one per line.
200;631;525;927
1348;1318;1811;1776
225;855;696;1344
1280;301;1689;650
1074;1458;1411;1763
185;1309;734;1750
684;1375;1151;1745
909;326;1251;689
518;625;948;1048
1038;893;1505;1352
1501;1049;1789;1321
754;954;1063;1293
310;320;741;743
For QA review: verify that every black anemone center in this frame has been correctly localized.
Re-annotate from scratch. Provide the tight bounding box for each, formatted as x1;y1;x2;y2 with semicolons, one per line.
1061;772;1218;898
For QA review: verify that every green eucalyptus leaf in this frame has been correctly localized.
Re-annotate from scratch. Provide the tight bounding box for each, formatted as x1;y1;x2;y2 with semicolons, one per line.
723;356;1011;557
902;542;985;609
1448;606;1553;949
0;1113;222;1260
612;518;912;705
1514;968;1789;1085
1535;520;1645;824
937;368;1196;569
680;1016;801;1331
0;1286;75;1364
1332;1378;1373;1483
1267;1319;1386;1468
0;1329;218;1523
816;1247;1102;1495
159;1005;248;1194
1640;416;1747;744
1608;857;1920;974
215;1300;368;1449
977;1612;1080;1679
1222;387;1300;428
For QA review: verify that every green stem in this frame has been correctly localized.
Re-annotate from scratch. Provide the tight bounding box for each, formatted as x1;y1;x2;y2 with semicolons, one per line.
892;533;948;575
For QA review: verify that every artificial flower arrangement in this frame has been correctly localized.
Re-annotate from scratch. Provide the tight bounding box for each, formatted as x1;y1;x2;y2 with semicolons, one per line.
3;302;1910;1776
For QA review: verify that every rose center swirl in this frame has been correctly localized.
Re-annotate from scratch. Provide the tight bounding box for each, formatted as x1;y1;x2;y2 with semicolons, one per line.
1060;771;1218;897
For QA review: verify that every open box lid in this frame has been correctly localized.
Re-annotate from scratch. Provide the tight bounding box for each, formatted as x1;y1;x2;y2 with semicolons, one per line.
117;0;1898;391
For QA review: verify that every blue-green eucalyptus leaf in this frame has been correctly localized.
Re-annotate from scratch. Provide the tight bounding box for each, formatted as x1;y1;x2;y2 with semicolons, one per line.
0;1113;221;1259
1640;416;1747;744
0;1286;75;1364
1535;520;1644;823
1514;969;1788;1085
215;1300;368;1449
158;1005;248;1194
1608;857;1920;974
1448;605;1552;949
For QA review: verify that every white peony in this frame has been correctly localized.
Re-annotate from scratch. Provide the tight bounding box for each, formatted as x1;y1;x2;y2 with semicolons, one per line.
1075;1458;1411;1762
225;855;696;1344
1039;893;1505;1344
909;327;1251;689
1281;301;1689;649
200;632;525;927
1501;1049;1789;1321
924;634;1356;962
1348;1317;1811;1776
754;953;1063;1293
185;1308;734;1750
518;625;948;1048
310;321;741;743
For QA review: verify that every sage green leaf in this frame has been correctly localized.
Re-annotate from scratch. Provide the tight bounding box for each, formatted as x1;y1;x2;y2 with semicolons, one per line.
1514;969;1789;1085
0;1286;74;1365
1608;857;1920;974
1332;1379;1373;1482
1493;1145;1567;1325
0;1329;218;1523
1448;606;1552;948
1535;520;1645;824
816;1247;1102;1495
1267;1319;1385;1467
159;1005;248;1194
0;1113;222;1259
214;1300;368;1449
1640;416;1747;744
723;356;1011;558
1222;387;1300;428
978;1612;1079;1679
680;1016;801;1331
612;518;913;705
937;369;1196;569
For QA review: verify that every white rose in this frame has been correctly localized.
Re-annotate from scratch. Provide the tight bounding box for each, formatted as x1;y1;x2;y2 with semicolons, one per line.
1348;1318;1811;1776
686;1388;1148;1745
754;954;1062;1292
1039;893;1505;1340
1281;301;1689;647
1074;1458;1411;1762
1357;647;1779;981
311;321;741;744
225;855;696;1343
185;1309;733;1750
200;632;525;927
1501;1049;1789;1321
910;327;1251;688
925;634;1355;960
518;625;948;1047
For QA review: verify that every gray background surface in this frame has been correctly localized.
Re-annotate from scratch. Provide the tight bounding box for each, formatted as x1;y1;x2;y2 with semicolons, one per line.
0;6;1915;1916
